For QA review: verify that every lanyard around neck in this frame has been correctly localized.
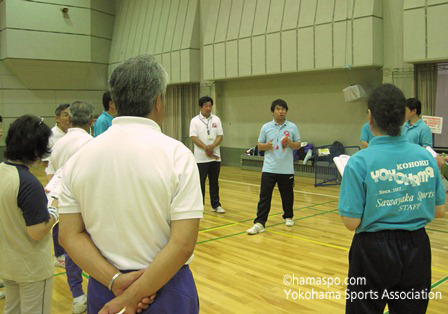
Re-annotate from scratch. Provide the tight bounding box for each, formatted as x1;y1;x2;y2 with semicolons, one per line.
200;115;211;135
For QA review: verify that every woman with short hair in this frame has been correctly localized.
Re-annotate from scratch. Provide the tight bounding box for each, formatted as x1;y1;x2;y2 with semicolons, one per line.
0;115;58;314
339;84;446;313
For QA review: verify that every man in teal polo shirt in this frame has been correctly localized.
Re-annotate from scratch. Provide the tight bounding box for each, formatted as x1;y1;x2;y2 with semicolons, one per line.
247;99;301;235
94;91;116;137
402;98;432;147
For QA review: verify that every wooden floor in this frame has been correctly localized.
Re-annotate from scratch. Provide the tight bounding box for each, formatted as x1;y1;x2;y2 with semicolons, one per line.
1;165;447;313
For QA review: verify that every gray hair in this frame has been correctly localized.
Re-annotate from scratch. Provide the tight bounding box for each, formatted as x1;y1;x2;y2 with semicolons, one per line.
108;55;169;117
69;101;94;126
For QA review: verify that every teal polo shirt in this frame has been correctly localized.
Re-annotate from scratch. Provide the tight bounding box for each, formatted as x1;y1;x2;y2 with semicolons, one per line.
338;135;445;233
403;118;433;147
258;119;300;174
94;112;114;137
360;123;374;143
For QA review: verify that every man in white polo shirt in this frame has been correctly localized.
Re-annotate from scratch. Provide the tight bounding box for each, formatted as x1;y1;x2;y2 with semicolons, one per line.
59;55;203;314
48;101;95;314
42;103;70;269
190;96;225;213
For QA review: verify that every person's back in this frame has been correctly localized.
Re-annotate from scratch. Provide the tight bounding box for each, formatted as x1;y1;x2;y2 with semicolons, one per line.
338;84;445;314
51;128;92;171
59;55;202;313
62;117;200;268
342;136;444;233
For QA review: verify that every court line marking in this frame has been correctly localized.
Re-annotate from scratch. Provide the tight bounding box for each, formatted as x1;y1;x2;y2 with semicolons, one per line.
431;275;448;290
197;209;338;244
53;271;89;279
200;200;338;233
267;229;350;251
219;178;340;199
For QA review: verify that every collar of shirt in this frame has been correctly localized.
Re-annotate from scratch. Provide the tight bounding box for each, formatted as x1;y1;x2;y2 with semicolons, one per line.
102;111;113;119
112;116;161;132
66;127;89;135
199;112;212;121
53;125;66;135
368;134;407;147
272;119;288;127
405;118;423;129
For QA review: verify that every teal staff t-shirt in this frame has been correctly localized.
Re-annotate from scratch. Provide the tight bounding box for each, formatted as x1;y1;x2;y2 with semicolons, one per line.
338;135;445;233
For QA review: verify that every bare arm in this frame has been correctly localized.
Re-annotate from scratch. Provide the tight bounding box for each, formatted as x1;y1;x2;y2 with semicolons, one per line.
190;136;207;150
27;198;58;241
258;141;274;151
435;205;446;218
99;219;200;313
46;174;54;183
287;139;301;150
27;216;56;241
59;213;121;285
341;216;361;231
210;135;223;149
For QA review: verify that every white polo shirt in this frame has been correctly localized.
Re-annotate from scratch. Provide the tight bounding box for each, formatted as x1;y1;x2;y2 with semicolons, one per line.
48;128;93;175
42;125;66;164
59;117;203;270
189;112;224;163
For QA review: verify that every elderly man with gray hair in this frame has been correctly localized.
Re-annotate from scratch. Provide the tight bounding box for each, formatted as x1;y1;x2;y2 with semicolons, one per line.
48;100;95;314
59;55;203;313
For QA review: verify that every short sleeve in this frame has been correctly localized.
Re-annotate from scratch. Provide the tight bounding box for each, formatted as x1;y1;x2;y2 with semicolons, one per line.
360;124;369;142
189;118;198;137
59;163;81;214
420;126;433;147
17;169;50;226
170;151;203;220
432;160;447;206
258;125;267;143
46;160;56;175
94;119;108;137
293;124;300;142
338;158;366;218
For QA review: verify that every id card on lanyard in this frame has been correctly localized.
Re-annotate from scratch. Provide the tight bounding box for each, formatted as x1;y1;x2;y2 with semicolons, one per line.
201;116;213;140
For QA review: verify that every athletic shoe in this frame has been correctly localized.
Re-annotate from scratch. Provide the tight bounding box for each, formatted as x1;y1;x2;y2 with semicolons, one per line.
212;206;226;213
246;223;265;235
0;291;5;299
0;279;4;288
72;294;87;314
285;218;294;227
54;255;66;268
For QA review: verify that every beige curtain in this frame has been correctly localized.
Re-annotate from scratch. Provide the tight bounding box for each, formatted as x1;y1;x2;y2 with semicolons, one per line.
415;63;438;116
162;84;200;150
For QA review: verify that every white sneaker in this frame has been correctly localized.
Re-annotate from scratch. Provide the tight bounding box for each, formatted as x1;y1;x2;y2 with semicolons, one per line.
285;218;294;227
54;255;66;268
246;223;265;235
72;294;87;314
212;206;226;213
0;291;5;300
